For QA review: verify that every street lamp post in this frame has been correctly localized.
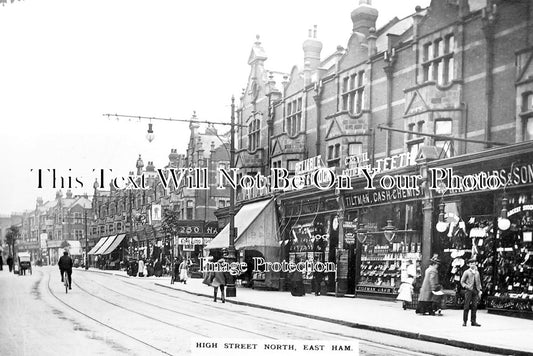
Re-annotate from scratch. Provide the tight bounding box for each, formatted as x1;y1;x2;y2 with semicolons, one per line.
84;210;89;270
225;95;237;297
104;98;244;296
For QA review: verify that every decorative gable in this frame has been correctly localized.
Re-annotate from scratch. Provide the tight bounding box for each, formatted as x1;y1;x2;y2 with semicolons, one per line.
325;118;344;140
404;90;429;116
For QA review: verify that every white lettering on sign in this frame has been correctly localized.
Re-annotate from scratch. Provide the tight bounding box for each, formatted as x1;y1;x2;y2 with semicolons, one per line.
295;156;322;175
374;152;412;173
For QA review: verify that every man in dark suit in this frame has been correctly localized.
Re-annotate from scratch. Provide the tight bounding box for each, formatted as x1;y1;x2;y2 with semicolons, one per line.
461;257;482;327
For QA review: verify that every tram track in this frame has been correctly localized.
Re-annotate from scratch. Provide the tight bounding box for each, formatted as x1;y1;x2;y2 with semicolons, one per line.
85;272;439;356
46;271;186;355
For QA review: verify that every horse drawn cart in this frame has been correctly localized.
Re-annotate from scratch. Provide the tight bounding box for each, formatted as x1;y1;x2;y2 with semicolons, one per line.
17;252;32;275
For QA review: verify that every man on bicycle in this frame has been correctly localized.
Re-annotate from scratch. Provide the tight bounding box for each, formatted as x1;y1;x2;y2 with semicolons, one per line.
58;250;73;289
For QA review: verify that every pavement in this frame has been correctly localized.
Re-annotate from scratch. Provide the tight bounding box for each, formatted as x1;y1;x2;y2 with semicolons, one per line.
79;268;533;355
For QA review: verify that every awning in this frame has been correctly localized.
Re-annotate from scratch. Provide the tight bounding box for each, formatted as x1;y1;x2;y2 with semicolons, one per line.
87;236;108;255
93;235;117;255
205;198;279;252
99;234;126;255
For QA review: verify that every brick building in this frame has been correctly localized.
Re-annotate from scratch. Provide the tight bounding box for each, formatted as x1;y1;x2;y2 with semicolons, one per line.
210;0;533;317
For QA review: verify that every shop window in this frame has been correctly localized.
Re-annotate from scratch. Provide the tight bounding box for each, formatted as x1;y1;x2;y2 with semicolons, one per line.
285;97;302;137
422;34;455;85
341;71;365;115
327;144;341;167
434;119;454;158
248;119;261;151
218;199;226;208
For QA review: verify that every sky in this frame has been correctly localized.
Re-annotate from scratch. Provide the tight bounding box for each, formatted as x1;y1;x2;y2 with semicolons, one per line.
0;0;430;215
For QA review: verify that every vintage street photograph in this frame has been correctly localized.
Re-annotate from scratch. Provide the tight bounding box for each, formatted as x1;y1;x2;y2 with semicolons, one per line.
1;0;533;355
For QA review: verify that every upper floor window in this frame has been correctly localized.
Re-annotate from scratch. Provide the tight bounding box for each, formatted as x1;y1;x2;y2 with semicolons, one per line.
423;34;454;85
327;143;341;167
348;142;363;157
186;200;194;220
74;212;82;224
407;121;425;165
248;119;260;151
116;222;123;232
341;71;365;115
75;230;83;240
287;160;299;176
522;92;533;141
434;119;454;157
285;98;302;136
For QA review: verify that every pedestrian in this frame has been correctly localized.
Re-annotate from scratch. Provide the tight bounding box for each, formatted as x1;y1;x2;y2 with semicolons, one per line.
312;265;324;296
461;257;482;327
397;260;416;309
0;254;3;271
289;258;305;296
211;259;226;303
179;258;189;284
154;258;163;277
416;256;441;315
7;255;13;273
138;258;145;277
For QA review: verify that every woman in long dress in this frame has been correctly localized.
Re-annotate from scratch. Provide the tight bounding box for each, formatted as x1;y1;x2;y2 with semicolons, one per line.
179;259;189;284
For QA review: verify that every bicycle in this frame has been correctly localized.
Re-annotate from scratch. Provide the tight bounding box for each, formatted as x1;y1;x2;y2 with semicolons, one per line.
63;271;70;293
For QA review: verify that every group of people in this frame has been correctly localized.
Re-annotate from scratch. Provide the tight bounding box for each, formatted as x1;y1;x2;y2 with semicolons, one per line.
397;255;483;327
0;255;14;272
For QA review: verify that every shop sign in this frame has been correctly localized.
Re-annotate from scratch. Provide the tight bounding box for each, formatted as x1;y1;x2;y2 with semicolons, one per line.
430;161;533;194
344;187;422;208
295;156;323;175
508;204;533;217
343;152;371;178
203;238;213;245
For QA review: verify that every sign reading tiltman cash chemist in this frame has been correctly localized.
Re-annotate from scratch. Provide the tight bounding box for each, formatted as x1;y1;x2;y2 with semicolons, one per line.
191;339;359;355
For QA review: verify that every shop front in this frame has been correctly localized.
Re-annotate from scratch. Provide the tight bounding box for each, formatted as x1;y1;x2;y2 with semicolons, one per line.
342;173;424;298
206;198;280;289
428;141;533;318
280;190;339;295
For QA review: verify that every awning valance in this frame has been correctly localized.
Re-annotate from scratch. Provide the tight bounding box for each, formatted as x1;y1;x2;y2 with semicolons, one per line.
88;236;108;255
100;234;126;255
205;198;279;251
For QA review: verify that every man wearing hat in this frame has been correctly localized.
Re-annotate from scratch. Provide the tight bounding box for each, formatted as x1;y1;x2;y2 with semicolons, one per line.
461;257;482;327
417;255;442;315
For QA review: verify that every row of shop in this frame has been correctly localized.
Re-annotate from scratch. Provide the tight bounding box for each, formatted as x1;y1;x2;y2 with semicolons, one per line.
206;142;533;319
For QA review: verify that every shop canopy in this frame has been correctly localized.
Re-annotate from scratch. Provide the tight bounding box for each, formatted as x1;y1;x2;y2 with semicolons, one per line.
99;234;126;255
93;234;118;255
205;198;279;257
87;236;109;255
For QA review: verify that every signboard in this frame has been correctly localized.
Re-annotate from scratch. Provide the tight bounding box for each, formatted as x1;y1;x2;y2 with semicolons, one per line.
151;204;162;222
174;220;219;237
178;237;208;246
336;249;349;279
295;155;323;175
343;152;371;178
344;187;422;208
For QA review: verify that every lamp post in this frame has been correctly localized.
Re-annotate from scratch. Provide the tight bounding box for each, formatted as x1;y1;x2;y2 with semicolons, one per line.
84;210;89;270
225;95;237;297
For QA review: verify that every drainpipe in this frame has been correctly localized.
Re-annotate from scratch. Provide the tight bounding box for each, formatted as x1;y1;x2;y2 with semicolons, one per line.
482;2;497;148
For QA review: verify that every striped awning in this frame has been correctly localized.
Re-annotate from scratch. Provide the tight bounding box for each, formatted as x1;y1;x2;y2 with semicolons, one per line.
99;234;126;255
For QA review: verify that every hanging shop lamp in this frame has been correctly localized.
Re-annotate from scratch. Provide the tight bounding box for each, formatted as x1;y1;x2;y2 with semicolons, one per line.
498;197;511;231
436;201;449;233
